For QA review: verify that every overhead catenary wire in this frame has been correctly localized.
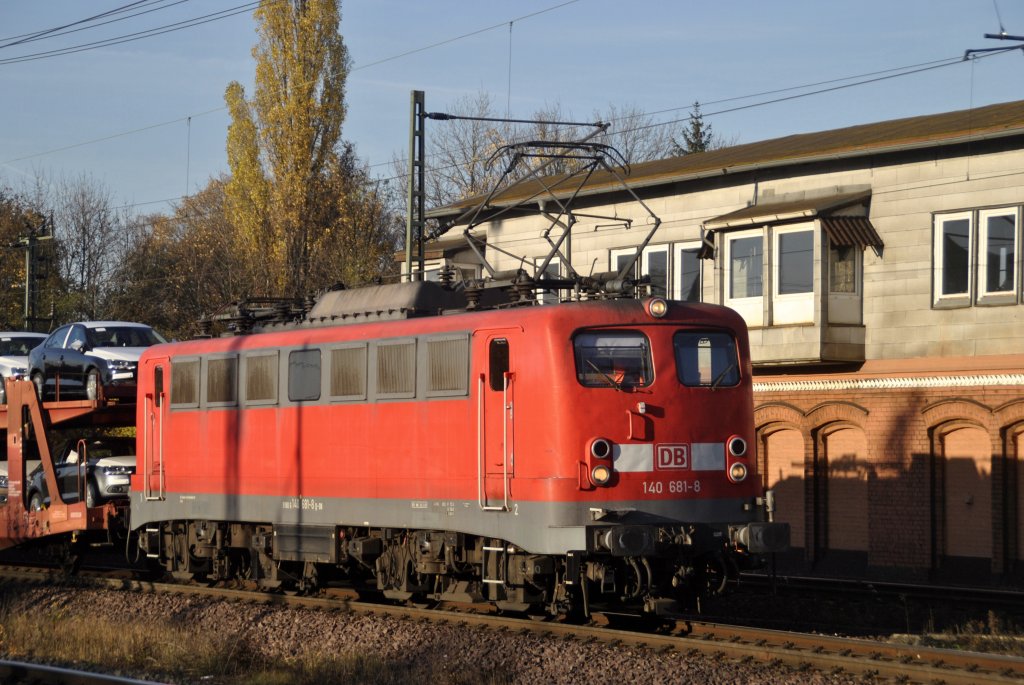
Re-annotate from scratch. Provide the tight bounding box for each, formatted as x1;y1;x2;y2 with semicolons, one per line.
0;0;271;66
0;1;1016;214
0;0;159;47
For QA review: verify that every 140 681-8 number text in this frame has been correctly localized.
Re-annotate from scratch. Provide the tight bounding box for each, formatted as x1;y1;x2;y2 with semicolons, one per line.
641;480;701;495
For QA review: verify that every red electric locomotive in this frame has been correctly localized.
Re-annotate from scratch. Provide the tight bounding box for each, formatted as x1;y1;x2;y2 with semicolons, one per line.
130;281;788;615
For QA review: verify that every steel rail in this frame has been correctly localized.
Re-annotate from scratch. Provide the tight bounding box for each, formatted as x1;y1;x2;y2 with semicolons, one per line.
0;659;165;685
1;566;1022;684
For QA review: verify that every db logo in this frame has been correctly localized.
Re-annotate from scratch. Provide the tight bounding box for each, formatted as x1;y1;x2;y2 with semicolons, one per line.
656;444;690;470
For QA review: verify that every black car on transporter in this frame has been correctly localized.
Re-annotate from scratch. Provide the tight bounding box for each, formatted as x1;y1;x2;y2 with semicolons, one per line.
28;321;166;401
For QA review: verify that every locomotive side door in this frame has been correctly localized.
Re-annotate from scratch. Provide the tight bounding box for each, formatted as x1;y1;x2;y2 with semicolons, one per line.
477;333;516;511
142;357;167;501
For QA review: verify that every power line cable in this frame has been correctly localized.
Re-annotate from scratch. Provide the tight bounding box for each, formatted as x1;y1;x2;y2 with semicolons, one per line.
0;0;194;50
0;1;268;66
0;0;156;47
350;0;580;72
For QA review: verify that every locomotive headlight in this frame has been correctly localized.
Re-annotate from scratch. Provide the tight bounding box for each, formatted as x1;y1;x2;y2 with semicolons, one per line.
647;298;668;318
591;464;612;486
590;438;612;460
727;436;748;458
728;462;748;483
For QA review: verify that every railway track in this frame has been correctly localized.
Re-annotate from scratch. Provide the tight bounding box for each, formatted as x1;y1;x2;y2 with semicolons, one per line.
2;565;1022;684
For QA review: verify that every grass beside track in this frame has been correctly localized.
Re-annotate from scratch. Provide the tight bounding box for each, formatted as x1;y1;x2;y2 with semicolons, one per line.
0;599;512;685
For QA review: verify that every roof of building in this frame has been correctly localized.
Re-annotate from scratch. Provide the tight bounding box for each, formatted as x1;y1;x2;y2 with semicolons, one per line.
429;99;1024;221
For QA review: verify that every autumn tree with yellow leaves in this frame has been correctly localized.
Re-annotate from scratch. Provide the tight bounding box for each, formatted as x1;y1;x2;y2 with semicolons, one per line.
225;0;397;299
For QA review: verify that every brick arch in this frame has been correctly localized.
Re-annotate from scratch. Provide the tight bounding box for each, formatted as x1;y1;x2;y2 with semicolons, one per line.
921;398;993;431
994;399;1024;427
805;401;869;430
755;402;806;432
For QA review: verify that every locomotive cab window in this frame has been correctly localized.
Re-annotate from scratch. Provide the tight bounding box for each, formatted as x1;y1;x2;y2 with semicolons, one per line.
573;331;652;389
674;331;740;388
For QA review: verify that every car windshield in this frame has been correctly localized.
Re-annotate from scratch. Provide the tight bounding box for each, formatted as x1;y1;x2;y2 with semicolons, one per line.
85;326;165;348
0;336;40;356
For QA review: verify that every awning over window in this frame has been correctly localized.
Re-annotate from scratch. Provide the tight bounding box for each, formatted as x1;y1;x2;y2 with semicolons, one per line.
820;215;883;250
699;189;883;258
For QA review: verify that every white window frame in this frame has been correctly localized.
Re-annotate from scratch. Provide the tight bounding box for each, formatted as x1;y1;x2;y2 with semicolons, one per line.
672;241;702;302
826;236;863;325
535;256;561;304
610;246;638;277
977;207;1018;301
772;223;815;325
933;211;973;307
723;229;764;327
641;244;669;298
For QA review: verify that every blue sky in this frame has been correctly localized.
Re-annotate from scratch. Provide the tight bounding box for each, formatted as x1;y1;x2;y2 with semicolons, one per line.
1;0;1022;215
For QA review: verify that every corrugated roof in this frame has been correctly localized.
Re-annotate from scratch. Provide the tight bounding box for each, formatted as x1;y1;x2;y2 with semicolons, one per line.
430;100;1024;220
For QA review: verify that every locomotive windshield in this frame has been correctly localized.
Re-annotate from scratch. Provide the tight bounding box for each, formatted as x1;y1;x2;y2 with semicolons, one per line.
573;331;652;389
674;331;740;388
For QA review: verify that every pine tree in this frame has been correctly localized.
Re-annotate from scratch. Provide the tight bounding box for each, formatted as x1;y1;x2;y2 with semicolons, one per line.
672;101;715;155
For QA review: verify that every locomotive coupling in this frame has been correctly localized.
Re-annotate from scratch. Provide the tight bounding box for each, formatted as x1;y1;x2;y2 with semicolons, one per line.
730;521;790;554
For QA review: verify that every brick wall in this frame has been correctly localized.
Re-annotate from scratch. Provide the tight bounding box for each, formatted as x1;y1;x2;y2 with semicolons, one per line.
754;371;1024;583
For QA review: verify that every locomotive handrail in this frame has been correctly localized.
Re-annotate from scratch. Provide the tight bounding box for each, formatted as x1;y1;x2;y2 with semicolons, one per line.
143;391;165;501
478;373;509;512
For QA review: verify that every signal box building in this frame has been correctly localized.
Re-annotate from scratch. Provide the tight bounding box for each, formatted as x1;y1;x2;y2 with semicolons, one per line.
426;99;1024;584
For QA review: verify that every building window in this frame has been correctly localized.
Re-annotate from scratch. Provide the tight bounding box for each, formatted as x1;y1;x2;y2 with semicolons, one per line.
535;256;561;304
777;230;813;295
729;235;763;298
673;243;701;302
724;230;764;326
611;245;668;298
772;225;815;325
933;211;972;304
641;245;668;298
829;244;857;294
979;208;1016;297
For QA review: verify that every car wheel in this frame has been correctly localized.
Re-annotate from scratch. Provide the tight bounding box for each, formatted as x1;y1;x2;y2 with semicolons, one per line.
31;372;45;401
85;480;98;508
29;492;43;512
85;368;100;401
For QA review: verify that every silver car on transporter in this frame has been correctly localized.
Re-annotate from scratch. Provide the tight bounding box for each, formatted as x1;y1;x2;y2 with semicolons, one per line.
0;331;47;404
